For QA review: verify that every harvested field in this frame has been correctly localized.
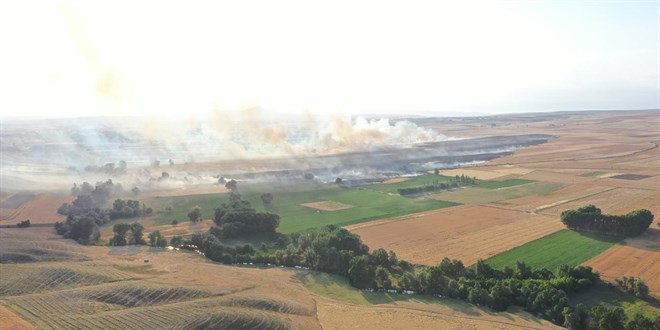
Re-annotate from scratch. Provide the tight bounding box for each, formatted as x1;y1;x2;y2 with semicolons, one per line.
498;184;615;212
541;187;659;216
301;201;354;211
0;194;36;209
519;170;596;184
0;305;33;330
304;272;561;329
316;299;560;330
485;230;620;270
477;179;536;189
585;227;660;299
347;205;564;266
440;169;510;180
610;174;652;180
0;194;73;224
381;177;410;184
431;182;564;205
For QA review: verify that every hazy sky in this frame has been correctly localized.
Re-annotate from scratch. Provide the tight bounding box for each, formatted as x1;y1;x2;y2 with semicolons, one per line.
1;0;658;118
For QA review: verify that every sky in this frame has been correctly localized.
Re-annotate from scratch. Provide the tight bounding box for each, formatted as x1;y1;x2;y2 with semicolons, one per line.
0;0;658;118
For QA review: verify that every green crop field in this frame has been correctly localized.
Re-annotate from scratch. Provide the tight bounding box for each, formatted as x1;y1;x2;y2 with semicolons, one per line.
477;179;536;189
484;230;621;270
363;174;454;193
432;181;564;204
148;185;459;233
580;171;607;177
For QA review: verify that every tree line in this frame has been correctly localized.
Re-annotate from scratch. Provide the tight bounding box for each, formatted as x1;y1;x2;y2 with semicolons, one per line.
561;205;654;237
180;217;658;329
398;175;477;196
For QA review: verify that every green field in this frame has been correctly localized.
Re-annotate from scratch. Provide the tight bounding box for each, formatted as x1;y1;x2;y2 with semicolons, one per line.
301;271;462;306
148;184;458;233
485;230;621;270
580;171;607;177
363;174;454;193
432;181;564;204
477;179;536;189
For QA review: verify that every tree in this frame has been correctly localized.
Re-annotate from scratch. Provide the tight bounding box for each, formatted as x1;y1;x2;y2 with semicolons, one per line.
16;219;31;228
374;266;392;290
625;313;657;330
434;169;439;175
335;177;343;184
156;236;168;248
131;187;140;196
348;255;374;289
130;223;145;245
109;223;131;246
225;179;238;192
149;231;163;246
591;304;626;330
170;236;183;247
188;206;202;223
260;193;273;206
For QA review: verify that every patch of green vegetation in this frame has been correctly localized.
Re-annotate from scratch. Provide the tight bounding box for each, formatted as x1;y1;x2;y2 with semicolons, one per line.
365;174;453;193
149;185;459;233
300;271;458;306
432;182;564;205
580;171;607;177
485;230;621;270
477;179;536;189
569;284;660;318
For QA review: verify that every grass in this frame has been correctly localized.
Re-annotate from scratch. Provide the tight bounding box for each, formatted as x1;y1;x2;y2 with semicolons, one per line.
431;182;564;204
362;174;454;193
477;179;536;189
580;171;607;177
570;283;660;318
148;185;459;233
300;271;449;306
484;230;621;270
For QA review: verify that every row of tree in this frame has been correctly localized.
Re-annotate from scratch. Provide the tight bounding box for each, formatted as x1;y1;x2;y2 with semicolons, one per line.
188;221;631;327
561;205;654;237
398;175;477;196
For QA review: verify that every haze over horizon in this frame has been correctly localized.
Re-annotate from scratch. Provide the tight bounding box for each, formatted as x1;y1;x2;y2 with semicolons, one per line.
1;0;658;119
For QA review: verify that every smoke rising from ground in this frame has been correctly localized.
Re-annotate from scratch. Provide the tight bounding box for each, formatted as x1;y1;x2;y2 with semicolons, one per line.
0;111;446;192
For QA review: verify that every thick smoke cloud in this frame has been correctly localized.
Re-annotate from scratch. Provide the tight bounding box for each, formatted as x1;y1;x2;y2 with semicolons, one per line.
0;111;445;192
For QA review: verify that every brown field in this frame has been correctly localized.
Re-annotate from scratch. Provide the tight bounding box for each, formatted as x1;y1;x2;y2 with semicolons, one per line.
0;305;34;330
432;182;564;205
347;205;564;266
0;194;73;225
301;201;354;211
585;227;660;299
540;187;659;216
0;227;558;329
498;184;615;212
316;299;560;330
381;177;411;184
441;166;533;181
141;185;229;198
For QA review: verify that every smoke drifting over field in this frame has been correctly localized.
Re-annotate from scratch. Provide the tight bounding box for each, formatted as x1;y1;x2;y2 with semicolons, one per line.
0;112;552;192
